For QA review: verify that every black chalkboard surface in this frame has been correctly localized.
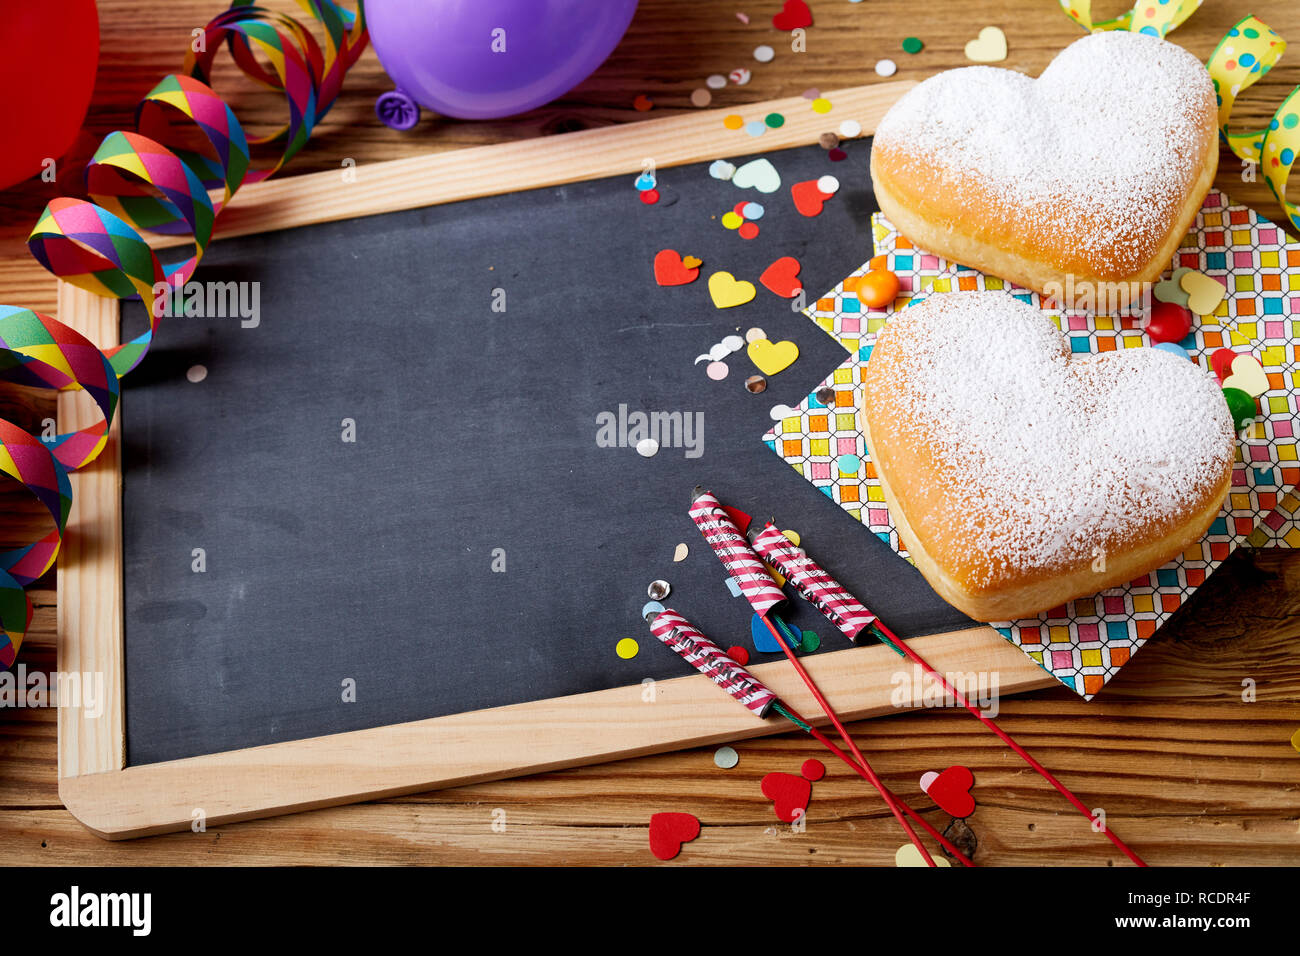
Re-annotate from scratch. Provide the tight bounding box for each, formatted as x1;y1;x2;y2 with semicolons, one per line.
119;138;972;766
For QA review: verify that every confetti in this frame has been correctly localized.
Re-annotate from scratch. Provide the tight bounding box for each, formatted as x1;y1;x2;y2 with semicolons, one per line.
633;94;653;111
731;158;781;193
896;844;952;867
745;327;766;343
764;112;785;128
747;337;799;375
875;58;897;77
706;360;729;380
641;602;665;622
791;178;834;216
672;544;689;563
616;637;640;659
920;765;976;818
738;222;759;239
773;0;813;30
801;87;820;100
827;148;847;162
801;759;825;782
707;270;756;308
649;812;700;860
690;88;712;108
837;453;861;474
902;36;924;54
798;630;820;652
636;437;660;457
721;211;744;230
1291;727;1300;753
838;119;862;138
768;403;800;420
818;131;840;149
725;576;743;597
744;120;767;137
723;114;745;130
736;12;749;24
964;26;1007;63
714;746;740;769
1181;269;1227;315
648;579;671;600
816;174;840;194
741;201;764;219
640;189;660;205
1154;267;1195;307
186;364;207;383
753;44;775;63
811;97;832;113
1222;354;1269;398
760;256;803;298
729;67;752;85
761;769;812;822
750;613;785;652
706;73;728;89
634;172;656;190
745;374;768;393
709;159;737;180
653;249;701;286
781;529;800;546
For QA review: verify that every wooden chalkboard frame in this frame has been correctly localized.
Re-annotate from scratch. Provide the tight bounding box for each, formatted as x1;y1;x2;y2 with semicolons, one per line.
54;82;1056;839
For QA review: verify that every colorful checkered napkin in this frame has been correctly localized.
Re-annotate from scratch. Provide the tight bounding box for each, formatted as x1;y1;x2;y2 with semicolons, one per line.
764;189;1298;698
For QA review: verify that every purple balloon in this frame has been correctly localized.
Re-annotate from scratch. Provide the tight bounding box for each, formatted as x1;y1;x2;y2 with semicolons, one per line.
368;0;640;121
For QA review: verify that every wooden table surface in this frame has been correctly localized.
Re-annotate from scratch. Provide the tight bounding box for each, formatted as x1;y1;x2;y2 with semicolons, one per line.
1;0;1298;866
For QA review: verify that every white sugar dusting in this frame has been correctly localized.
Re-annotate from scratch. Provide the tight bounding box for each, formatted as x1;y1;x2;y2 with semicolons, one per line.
873;32;1215;273
874;292;1235;583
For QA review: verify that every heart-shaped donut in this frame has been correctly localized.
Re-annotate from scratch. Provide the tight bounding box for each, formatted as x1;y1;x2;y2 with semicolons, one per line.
861;292;1235;621
871;32;1217;308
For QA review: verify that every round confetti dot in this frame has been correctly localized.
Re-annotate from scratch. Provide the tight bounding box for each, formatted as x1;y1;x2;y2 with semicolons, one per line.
837;453;861;474
1152;342;1190;361
875;58;897;77
753;44;775;63
647;579;671;600
709;159;736;180
819;132;840;150
839;119;862;138
721;334;744;352
714;746;740;769
726;646;750;666
733;200;750;217
721;211;744;230
801;759;826;782
745;374;767;393
640;189;660;205
828;148;847;162
642;600;665;619
902;37;924;54
764;112;785;128
616;638;639;659
742;201;765;220
817;175;840;194
186;364;208;383
744;120;767;137
706;360;729;381
636;437;660;457
799;630;820;653
802;88;820;99
745;327;766;343
706;74;728;90
634;173;656;191
633;94;653;111
729;67;752;85
814;386;836;406
811;97;832;114
690;88;712;108
738;222;760;240
723;114;745;130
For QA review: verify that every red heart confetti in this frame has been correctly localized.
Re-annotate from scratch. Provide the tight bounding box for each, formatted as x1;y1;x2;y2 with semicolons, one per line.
653;249;700;286
760;256;803;297
1210;347;1238;382
920;765;976;818
773;0;813;31
648;811;701;860
761;771;812;822
791;179;833;217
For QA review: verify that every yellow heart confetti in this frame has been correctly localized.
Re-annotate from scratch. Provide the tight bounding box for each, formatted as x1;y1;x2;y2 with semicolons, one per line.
746;337;799;375
708;271;757;309
1180;269;1226;316
895;844;952;867
964;26;1007;63
1221;354;1269;398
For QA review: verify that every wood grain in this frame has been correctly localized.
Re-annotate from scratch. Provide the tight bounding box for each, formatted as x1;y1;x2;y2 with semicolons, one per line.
1;0;1298;864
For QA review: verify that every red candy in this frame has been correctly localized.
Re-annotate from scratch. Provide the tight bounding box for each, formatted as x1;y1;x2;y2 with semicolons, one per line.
1210;347;1238;383
1146;301;1192;344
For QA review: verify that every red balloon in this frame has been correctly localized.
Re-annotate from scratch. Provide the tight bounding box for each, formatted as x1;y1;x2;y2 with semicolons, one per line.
0;1;99;192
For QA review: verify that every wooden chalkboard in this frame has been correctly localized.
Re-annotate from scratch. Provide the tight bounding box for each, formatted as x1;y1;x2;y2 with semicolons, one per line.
55;84;1054;839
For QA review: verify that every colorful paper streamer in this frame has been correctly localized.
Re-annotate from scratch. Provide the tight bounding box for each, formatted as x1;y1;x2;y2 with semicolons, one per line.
0;1;367;666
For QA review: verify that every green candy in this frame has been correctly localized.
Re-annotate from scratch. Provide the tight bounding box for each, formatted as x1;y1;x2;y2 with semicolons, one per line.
1222;387;1257;431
